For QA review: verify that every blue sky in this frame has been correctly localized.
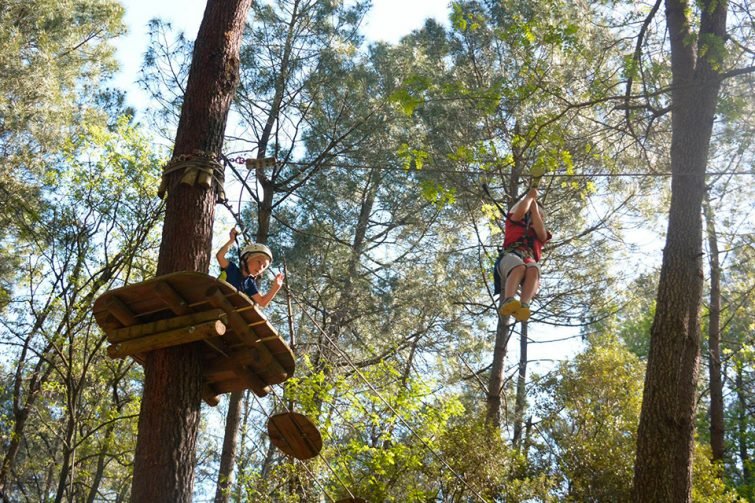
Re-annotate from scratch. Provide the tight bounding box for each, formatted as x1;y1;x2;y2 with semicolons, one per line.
112;0;451;107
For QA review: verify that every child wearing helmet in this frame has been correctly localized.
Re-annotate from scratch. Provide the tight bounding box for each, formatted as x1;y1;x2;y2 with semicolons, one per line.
215;228;285;307
494;187;551;321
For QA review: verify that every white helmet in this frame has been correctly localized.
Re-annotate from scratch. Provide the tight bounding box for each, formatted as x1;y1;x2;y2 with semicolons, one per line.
240;243;273;262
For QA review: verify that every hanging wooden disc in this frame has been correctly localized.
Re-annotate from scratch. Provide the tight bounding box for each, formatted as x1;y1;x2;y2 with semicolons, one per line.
336;498;367;503
267;412;322;460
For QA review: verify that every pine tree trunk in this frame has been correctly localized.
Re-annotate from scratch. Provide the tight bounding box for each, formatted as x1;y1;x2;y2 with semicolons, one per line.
736;369;752;500
214;390;243;503
486;309;513;427
632;1;726;500
130;1;252;501
703;197;725;462
512;321;528;449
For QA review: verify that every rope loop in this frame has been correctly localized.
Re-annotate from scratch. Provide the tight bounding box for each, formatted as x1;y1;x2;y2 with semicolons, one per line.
158;150;226;203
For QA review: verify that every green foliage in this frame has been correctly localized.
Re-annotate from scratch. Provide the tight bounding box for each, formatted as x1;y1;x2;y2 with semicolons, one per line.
692;444;746;502
0;111;161;501
0;0;126;312
537;337;645;501
435;417;556;501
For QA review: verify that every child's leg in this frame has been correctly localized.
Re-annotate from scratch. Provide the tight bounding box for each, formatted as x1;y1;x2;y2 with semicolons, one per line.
498;255;525;318
519;265;540;304
504;264;526;299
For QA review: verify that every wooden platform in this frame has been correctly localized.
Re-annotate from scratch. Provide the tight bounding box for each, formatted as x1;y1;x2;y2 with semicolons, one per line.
92;271;295;405
267;412;322;460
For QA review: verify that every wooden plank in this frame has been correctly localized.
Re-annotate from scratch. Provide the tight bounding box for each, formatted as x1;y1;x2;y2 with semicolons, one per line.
202;384;221;407
154;280;192;316
202;350;280;395
104;296;138;327
108;309;228;343
212;374;270;397
205;286;289;377
204;347;269;375
93;271;296;398
267;412;322;460
108;320;226;359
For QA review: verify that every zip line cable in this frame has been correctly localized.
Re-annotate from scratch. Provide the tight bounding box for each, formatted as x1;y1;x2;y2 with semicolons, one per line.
223;154;752;178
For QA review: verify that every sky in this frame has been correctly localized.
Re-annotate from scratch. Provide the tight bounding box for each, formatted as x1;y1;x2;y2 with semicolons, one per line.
112;0;452;108
110;0;586;378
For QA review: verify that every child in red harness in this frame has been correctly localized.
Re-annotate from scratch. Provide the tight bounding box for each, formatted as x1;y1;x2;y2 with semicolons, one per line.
495;187;551;321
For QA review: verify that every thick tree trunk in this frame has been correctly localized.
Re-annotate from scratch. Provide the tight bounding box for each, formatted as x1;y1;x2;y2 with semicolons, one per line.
632;1;726;501
130;1;252;501
703;197;725;462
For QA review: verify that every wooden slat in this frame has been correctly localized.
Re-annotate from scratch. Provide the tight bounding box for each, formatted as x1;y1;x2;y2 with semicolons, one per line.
206;286;289;377
108;309;228;343
108;320;226;359
212;375;271;397
104;296;138;327
154;281;192;316
204;347;268;375
202;384;221;407
93;271;296;399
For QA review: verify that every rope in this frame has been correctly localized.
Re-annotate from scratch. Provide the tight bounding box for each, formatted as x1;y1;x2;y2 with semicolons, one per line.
158;150;226;202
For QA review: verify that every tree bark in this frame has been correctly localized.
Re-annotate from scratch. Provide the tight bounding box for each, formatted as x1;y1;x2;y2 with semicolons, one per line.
485;311;513;427
130;1;252;501
512;321;528;449
632;1;727;501
736;368;752;501
703;196;725;462
214;390;243;503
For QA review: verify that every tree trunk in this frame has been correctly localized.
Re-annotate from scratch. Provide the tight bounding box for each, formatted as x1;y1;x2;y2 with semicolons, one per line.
632;1;726;501
486;310;513;427
736;369;752;501
214;390;243;503
703;196;725;462
130;1;252;501
512;321;528;449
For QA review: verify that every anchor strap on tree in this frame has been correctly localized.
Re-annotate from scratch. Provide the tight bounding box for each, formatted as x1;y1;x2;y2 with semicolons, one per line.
158;149;227;203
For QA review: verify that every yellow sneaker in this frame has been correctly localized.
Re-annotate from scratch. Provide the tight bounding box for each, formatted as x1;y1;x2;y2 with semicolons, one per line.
499;297;521;318
513;302;531;321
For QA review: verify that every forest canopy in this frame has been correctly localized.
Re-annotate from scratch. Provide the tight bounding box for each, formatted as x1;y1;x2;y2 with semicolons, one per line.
0;0;752;501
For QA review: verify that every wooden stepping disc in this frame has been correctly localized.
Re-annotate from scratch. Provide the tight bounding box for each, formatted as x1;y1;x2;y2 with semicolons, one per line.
267;412;322;460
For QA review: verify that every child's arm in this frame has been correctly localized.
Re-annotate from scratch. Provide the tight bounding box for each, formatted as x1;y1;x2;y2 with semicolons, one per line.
251;272;285;307
529;200;549;242
216;228;239;270
509;188;537;222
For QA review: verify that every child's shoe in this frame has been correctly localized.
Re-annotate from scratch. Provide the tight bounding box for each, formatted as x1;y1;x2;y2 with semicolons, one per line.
499;297;521;318
513;302;531;321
